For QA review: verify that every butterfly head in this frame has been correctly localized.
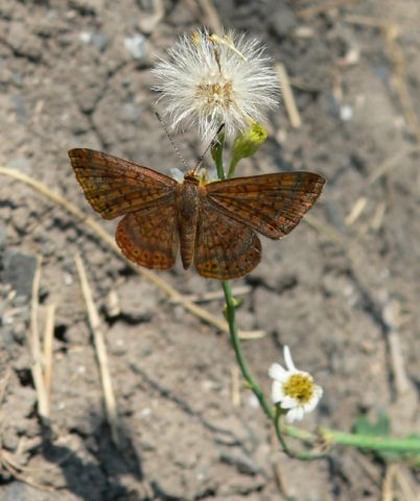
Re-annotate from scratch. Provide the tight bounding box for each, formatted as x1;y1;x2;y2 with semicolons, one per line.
184;168;208;186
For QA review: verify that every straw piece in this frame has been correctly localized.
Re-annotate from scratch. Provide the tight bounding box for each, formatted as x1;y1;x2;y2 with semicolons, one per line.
382;299;411;396
345;197;368;226
29;256;50;423
74;253;121;447
382;463;395;501
276;63;302;129
231;365;240;407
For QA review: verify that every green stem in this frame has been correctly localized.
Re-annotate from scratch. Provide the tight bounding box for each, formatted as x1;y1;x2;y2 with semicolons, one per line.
227;157;239;179
212;129;225;180
321;428;420;453
274;408;325;460
283;425;420;455
222;281;274;421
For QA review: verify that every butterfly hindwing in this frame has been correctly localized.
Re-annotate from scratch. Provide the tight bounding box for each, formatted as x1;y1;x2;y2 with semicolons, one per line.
195;197;261;279
116;203;178;270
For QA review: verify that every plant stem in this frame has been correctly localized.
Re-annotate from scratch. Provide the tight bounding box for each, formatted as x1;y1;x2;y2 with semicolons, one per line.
222;281;274;421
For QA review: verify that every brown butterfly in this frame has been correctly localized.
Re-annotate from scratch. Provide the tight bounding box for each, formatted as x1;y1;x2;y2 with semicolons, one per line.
68;148;325;280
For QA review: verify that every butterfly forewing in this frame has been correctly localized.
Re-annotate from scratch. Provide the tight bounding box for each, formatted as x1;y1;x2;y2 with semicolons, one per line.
206;172;325;239
195;198;261;279
68;148;177;219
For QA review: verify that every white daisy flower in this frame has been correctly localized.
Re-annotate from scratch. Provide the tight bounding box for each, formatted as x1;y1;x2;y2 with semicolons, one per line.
153;29;280;141
268;346;323;423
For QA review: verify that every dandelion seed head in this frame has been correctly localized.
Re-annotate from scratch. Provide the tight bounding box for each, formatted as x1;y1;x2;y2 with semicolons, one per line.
153;29;280;141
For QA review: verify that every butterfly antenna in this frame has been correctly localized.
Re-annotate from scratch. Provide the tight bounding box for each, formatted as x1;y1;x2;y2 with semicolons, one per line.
192;123;225;174
155;112;189;171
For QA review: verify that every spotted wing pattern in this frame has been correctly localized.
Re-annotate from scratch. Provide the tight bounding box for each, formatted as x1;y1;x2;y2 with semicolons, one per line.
68;148;177;219
206;172;325;239
116;203;178;270
195;198;261;279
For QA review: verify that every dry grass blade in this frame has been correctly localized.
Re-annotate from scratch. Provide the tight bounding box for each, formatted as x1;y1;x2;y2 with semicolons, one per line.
367;147;420;185
345;197;368;226
230;365;240;407
196;0;223;34
74;253;121;448
0;166;261;338
382;299;411;396
0;449;56;492
276;63;301;129
297;0;360;19
29;256;50;423
304;213;348;248
382;463;395;501
394;465;419;501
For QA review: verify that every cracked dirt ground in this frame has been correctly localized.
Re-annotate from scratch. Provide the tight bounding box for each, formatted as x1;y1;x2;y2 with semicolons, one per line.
0;1;419;500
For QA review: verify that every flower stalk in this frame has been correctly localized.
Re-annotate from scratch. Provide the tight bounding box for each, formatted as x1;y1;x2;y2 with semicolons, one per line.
153;27;420;464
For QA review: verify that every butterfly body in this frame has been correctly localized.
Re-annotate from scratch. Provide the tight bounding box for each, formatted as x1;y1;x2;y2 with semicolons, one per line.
69;148;325;280
176;172;201;270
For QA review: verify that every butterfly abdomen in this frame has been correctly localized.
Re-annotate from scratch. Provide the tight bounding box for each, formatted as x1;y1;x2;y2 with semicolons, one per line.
177;174;201;270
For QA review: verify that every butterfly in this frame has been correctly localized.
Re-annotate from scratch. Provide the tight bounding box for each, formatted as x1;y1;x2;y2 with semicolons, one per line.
68;148;325;280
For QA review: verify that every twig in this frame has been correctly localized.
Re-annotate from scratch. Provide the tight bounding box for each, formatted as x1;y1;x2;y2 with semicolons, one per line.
74;253;121;447
0;166;260;338
276;63;302;128
29;256;50;423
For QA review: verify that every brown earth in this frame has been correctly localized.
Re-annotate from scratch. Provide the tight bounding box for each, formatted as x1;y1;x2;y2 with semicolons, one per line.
0;0;419;500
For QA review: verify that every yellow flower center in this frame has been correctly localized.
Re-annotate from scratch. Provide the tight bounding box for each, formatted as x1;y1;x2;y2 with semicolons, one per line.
283;374;314;404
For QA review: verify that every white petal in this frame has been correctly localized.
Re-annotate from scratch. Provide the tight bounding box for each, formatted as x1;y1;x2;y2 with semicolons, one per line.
283;345;296;371
286;406;304;423
304;397;319;413
271;381;284;403
314;385;323;399
280;395;296;409
268;363;287;381
304;386;323;413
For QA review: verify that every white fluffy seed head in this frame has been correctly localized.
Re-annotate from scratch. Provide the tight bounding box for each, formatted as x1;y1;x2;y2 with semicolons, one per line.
153;29;280;142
